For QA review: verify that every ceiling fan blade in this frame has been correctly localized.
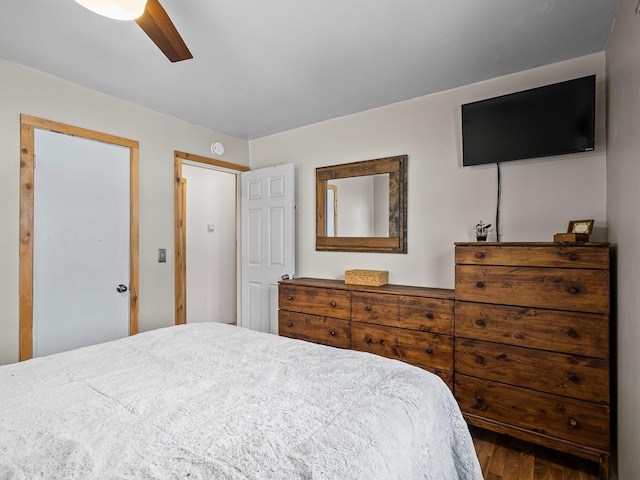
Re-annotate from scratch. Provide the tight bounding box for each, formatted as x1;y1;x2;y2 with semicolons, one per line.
135;0;192;63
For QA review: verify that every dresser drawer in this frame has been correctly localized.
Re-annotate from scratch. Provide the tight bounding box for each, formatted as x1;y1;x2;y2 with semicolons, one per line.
455;244;609;269
351;321;453;370
455;339;609;403
279;285;351;320
352;292;453;334
455;375;610;450
455;301;609;358
278;311;351;348
455;265;609;314
399;296;453;334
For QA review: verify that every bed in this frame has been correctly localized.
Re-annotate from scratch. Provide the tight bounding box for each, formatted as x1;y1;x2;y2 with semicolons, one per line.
0;323;482;479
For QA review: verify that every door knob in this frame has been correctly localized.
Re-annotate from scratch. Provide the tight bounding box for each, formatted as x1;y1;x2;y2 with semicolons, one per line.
117;284;128;293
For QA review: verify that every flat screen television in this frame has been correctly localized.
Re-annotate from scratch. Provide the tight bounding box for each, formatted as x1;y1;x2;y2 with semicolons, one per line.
461;75;595;166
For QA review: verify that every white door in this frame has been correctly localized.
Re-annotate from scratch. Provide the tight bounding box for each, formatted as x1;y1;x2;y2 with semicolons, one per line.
33;129;130;357
241;164;295;334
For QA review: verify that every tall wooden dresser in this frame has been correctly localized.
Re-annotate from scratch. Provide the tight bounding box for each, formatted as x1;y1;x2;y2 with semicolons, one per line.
454;242;611;478
278;278;455;388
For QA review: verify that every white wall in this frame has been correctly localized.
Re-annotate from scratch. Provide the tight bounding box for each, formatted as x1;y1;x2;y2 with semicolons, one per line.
182;164;237;324
249;53;607;288
605;1;640;478
0;59;249;365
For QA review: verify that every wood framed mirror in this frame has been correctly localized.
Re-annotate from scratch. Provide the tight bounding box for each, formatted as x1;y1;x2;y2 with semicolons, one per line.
316;155;407;253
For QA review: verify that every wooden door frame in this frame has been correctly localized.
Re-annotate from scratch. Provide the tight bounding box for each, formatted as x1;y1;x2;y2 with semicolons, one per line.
173;151;249;325
19;114;139;361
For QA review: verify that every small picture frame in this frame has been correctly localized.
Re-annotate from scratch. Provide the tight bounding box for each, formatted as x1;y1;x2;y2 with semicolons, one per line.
568;219;594;236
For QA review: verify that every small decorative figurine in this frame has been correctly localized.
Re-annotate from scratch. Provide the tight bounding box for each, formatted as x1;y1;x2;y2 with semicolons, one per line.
475;221;491;241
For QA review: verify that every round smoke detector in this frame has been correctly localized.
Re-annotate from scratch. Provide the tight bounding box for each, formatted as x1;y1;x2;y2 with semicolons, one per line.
211;142;225;156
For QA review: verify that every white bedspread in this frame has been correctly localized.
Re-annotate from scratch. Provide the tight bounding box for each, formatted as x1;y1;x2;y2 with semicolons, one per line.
0;323;482;479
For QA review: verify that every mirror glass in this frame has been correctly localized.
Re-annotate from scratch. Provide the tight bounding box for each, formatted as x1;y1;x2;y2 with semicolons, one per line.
326;174;389;237
316;155;407;253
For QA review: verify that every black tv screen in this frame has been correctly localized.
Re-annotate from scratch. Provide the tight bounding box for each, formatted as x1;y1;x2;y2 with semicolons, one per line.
461;75;595;166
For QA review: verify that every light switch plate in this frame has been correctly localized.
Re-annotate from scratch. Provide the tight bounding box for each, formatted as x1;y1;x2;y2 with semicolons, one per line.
158;248;167;263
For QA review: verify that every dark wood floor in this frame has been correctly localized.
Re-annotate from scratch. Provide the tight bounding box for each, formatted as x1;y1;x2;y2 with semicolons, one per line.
470;426;600;480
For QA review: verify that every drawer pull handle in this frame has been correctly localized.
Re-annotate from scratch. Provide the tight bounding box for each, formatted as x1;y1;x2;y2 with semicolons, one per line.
365;305;372;311
568;287;580;295
569;253;578;261
568;329;578;338
330;301;337;307
426;312;434;319
287;322;293;327
330;330;336;336
476;281;484;288
365;336;372;344
476;319;485;326
568;417;578;428
425;348;433;355
475;253;485;259
476;356;484;364
476;396;484;404
287;296;293;301
569;374;579;383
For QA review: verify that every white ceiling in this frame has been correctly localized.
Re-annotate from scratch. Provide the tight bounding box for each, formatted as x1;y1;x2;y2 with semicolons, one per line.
0;0;619;140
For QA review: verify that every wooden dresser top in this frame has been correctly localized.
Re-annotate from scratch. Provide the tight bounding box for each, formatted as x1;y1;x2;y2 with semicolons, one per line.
455;242;609;247
279;278;454;299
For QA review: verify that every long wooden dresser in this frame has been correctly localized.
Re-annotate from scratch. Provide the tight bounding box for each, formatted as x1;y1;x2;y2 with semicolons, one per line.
454;242;611;479
278;278;455;388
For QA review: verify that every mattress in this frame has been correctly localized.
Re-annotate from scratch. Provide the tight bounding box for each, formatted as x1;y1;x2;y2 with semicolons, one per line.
0;323;482;479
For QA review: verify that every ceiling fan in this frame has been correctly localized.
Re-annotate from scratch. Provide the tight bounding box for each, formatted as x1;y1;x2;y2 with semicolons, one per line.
75;0;193;63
